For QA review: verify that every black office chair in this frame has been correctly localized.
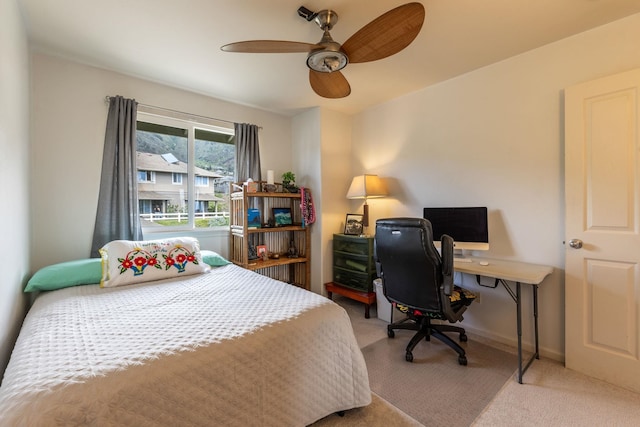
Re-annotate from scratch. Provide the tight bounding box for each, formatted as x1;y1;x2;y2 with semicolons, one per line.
374;218;477;365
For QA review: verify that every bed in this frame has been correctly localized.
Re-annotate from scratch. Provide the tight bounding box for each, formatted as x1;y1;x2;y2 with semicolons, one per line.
0;238;371;426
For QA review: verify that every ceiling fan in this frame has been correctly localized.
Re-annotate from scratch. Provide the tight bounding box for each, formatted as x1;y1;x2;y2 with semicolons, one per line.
221;2;425;99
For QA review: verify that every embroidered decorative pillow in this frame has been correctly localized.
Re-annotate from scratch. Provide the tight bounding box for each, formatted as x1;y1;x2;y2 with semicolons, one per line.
99;237;209;288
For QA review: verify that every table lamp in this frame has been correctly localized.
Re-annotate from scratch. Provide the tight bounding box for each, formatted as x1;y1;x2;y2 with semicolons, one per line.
346;174;387;227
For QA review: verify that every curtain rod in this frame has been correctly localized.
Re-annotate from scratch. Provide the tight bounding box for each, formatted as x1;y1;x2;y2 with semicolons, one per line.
104;96;262;129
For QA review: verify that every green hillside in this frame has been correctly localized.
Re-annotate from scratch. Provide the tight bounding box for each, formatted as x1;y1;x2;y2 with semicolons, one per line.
136;130;235;177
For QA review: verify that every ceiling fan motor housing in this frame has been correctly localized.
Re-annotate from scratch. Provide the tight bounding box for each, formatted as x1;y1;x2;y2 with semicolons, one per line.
306;10;348;74
313;9;338;30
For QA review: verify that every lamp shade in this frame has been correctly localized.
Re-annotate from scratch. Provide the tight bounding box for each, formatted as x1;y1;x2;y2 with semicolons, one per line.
346;174;387;228
346;174;387;200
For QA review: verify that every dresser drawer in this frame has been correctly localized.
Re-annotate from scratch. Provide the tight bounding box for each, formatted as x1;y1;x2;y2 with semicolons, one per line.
333;235;372;256
333;252;371;272
333;266;376;292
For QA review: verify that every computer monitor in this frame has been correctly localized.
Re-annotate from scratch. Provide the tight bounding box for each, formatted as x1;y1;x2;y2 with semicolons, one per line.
423;207;489;252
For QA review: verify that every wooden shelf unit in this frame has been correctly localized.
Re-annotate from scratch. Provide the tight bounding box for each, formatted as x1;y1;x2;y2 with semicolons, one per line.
229;183;311;290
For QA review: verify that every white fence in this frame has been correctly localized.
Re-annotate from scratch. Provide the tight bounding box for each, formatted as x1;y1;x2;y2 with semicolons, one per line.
140;212;229;222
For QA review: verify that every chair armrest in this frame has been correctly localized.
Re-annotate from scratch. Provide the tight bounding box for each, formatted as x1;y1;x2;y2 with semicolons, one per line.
441;234;454;295
442;274;453;296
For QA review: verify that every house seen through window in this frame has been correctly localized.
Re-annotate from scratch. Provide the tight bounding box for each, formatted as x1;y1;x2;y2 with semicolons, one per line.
136;111;235;230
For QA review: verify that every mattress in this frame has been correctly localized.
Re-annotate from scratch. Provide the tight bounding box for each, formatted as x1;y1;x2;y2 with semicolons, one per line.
0;264;371;426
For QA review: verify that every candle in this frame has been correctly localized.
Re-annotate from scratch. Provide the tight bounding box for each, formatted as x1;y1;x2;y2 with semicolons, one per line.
267;170;274;185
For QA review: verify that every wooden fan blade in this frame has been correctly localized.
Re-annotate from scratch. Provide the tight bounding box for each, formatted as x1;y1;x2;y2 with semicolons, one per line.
221;40;320;53
341;2;425;63
309;70;351;98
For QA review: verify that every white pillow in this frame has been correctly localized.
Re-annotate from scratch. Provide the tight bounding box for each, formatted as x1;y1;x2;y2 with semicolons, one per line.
99;237;209;288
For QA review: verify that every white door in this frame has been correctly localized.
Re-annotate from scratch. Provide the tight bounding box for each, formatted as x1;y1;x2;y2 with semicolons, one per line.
565;68;640;393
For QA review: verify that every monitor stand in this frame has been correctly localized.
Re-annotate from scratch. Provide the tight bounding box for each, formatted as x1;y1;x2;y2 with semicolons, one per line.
453;249;473;263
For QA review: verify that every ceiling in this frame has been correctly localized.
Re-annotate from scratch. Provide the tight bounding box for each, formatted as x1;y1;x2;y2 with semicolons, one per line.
19;0;640;116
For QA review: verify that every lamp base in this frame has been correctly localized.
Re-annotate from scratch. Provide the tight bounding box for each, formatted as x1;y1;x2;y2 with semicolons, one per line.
362;203;369;227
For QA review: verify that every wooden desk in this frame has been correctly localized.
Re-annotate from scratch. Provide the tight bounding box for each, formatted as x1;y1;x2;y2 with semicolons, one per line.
325;282;376;318
454;257;553;384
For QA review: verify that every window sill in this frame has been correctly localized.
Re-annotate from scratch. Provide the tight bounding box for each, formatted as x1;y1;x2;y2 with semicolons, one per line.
142;226;230;239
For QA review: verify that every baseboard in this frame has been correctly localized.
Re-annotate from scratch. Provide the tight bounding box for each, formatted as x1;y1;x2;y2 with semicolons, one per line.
461;324;565;363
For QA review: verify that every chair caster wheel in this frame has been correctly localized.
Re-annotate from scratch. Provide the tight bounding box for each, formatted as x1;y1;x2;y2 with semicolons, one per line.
458;355;467;365
460;333;468;342
387;328;395;338
406;351;414;362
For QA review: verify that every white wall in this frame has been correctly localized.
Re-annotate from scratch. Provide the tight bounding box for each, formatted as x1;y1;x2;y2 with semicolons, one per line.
318;109;354;293
351;13;640;361
292;108;323;294
29;53;293;270
292;107;353;295
0;0;31;375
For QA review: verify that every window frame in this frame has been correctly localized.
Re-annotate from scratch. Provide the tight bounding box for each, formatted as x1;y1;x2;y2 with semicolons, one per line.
195;176;209;187
137;108;234;233
138;170;155;183
172;172;183;185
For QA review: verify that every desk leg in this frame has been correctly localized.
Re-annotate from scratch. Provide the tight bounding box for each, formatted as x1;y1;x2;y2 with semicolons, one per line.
489;278;542;384
516;282;523;384
533;284;539;360
517;282;540;384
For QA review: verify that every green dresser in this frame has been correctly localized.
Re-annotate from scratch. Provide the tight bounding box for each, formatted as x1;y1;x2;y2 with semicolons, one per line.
332;234;376;292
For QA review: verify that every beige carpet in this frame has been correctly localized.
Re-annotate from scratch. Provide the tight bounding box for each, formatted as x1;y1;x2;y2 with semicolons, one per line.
313;296;640;426
361;333;517;427
310;295;517;426
310;393;423;427
473;357;640;426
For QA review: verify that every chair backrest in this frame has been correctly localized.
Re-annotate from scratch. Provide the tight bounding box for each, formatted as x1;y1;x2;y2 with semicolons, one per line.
375;218;453;314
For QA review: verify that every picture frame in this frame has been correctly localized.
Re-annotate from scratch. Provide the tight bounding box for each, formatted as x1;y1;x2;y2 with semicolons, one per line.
344;213;364;235
256;244;268;259
247;208;261;228
272;207;293;226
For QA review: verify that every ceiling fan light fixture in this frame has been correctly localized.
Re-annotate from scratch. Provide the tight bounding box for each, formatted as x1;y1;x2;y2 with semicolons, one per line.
307;49;348;72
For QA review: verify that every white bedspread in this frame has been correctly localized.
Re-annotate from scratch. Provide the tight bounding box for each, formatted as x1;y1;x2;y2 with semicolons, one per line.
0;265;371;426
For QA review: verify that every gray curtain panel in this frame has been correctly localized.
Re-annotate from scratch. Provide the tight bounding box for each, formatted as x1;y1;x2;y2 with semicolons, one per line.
234;123;262;183
90;96;143;257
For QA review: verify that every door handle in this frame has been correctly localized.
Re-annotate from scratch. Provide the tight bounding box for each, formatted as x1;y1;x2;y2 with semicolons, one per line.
568;239;583;249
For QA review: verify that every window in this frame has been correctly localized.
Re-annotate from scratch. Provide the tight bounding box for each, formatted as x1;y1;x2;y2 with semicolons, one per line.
138;170;155;183
195;176;209;187
136;110;235;230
